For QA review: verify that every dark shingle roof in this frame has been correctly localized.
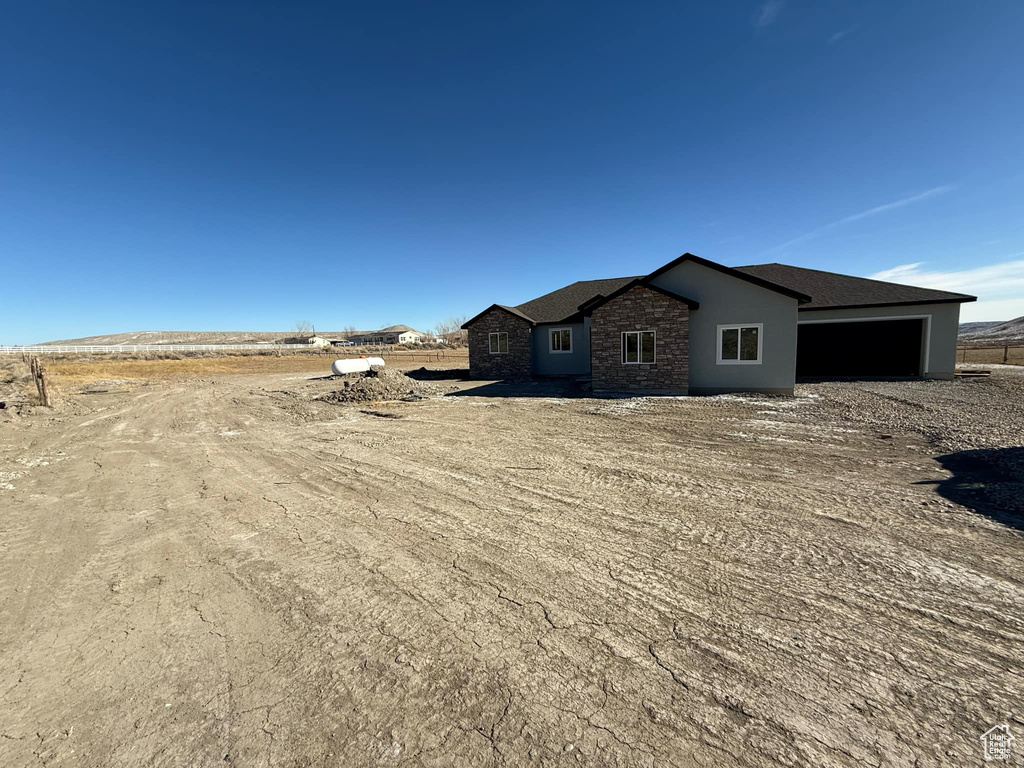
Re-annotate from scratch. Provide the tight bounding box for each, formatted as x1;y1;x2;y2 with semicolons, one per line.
507;254;810;323
733;263;977;310
513;276;641;324
467;256;977;328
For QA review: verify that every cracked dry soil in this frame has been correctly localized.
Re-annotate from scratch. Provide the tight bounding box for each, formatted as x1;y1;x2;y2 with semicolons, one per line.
0;371;1021;767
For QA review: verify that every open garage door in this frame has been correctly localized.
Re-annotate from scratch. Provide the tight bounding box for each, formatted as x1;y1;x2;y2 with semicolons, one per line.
797;318;924;377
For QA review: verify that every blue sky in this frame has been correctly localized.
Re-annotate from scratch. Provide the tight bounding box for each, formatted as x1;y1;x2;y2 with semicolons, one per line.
2;1;1023;343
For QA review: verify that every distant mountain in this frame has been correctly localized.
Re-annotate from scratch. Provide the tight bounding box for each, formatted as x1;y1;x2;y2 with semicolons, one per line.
959;316;1024;344
38;330;353;346
958;321;999;335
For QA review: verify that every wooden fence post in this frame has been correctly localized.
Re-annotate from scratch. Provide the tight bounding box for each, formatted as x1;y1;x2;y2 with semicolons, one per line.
29;357;50;407
1005;345;1009;364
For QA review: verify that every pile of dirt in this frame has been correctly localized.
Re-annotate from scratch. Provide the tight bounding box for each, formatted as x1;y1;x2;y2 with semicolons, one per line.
317;367;446;404
0;360;34;411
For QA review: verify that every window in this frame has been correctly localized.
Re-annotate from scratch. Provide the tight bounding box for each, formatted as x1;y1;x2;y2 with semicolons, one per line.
621;330;655;364
549;328;572;354
717;323;762;364
488;332;508;354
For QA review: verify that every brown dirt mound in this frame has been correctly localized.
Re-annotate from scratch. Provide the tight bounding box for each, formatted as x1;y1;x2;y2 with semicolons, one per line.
0;360;34;410
317;367;445;404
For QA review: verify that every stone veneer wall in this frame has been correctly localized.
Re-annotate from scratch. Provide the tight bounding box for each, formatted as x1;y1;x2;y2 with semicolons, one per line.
590;285;689;393
467;308;533;379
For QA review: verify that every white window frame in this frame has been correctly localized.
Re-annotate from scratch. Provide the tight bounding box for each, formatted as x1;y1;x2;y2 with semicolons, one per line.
549;327;573;354
488;332;508;355
717;323;763;365
621;330;656;365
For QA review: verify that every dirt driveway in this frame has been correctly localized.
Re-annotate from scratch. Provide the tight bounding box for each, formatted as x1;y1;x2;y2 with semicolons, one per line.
1;369;1021;767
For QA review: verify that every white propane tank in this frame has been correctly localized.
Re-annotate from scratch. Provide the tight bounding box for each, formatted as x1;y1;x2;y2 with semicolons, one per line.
330;357;387;376
331;358;370;376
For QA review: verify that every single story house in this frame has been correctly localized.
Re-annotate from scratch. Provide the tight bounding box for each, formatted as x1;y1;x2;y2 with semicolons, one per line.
281;334;333;347
348;325;427;345
462;253;976;395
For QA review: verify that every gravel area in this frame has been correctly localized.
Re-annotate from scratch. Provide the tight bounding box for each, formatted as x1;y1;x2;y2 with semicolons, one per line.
798;367;1024;452
798;368;1024;520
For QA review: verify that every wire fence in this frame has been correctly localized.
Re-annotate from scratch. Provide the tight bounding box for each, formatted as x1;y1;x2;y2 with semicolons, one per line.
956;344;1024;365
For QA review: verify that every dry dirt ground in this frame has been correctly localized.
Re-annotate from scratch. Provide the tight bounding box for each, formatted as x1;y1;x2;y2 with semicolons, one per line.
1;364;1022;767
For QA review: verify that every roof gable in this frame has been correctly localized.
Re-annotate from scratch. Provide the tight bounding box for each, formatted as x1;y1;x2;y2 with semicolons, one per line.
461;303;536;329
647;253;812;302
580;279;700;314
734;263;977;310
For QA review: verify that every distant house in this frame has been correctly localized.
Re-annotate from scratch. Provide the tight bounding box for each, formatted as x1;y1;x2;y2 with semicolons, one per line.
349;325;427;345
463;252;977;395
281;334;332;346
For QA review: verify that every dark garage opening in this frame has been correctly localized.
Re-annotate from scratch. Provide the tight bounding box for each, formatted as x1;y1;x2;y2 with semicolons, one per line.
797;319;924;377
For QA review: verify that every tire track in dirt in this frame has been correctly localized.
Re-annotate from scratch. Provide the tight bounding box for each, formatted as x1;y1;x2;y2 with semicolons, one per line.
1;374;1022;766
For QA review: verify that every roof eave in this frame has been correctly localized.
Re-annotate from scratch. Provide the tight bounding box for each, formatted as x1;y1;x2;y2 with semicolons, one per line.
798;296;978;312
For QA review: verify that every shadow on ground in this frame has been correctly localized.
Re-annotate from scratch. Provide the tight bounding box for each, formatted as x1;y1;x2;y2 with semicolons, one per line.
926;447;1024;532
403;367;471;381
443;377;594;399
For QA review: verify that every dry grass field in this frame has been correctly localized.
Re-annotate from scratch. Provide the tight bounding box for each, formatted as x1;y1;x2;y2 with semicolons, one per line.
3;349;467;394
1;361;1022;767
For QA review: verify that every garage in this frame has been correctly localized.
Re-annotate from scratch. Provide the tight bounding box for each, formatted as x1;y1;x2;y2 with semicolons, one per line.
797;318;925;377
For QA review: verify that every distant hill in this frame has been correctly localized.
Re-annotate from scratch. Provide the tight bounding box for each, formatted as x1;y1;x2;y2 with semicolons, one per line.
958;316;1024;344
958;321;999;335
37;327;436;346
39;330;354;346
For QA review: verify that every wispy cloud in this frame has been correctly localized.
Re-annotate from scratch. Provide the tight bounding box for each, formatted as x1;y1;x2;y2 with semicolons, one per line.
868;257;1024;322
764;185;956;254
753;0;785;29
827;26;857;44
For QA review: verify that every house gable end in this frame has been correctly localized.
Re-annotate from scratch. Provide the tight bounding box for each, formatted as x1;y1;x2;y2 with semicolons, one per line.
589;284;690;394
462;304;536;329
466;306;533;379
646;253;812;303
580;279;700;315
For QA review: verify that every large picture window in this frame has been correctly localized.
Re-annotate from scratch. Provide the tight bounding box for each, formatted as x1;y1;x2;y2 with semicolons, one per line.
549;328;572;354
488;332;508;354
717;323;762;364
621;330;655;364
